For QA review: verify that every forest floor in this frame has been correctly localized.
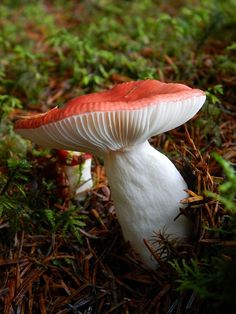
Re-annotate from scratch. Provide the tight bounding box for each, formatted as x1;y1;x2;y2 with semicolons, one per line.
0;1;235;313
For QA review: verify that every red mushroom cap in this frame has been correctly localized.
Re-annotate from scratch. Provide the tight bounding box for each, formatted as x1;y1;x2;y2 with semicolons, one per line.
15;80;206;153
57;150;92;166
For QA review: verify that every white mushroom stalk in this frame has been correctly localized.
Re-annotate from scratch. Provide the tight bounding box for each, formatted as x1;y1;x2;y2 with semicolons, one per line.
104;142;189;268
57;150;93;201
15;80;206;269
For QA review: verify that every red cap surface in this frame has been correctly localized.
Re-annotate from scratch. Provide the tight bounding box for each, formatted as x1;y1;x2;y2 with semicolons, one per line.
57;150;92;166
15;80;204;129
15;80;206;153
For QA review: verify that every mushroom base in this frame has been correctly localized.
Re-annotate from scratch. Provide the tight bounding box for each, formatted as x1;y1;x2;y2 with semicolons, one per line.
104;141;190;269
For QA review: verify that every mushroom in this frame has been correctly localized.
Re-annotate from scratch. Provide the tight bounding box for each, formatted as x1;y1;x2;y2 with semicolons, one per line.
57;150;93;201
15;80;206;268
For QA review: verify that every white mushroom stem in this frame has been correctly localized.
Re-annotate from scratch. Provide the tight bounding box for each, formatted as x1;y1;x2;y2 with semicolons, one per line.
63;157;93;201
104;140;189;269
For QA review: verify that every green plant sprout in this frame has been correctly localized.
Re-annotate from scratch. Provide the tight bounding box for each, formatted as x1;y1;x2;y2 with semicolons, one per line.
0;158;31;232
0;95;22;119
45;205;87;244
205;85;224;106
170;258;212;298
206;153;236;212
